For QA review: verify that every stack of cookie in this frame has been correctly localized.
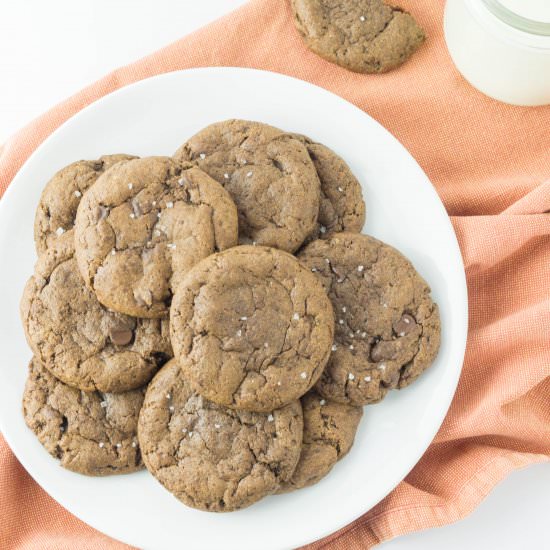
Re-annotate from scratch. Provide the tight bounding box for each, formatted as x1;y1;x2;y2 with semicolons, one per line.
20;119;440;512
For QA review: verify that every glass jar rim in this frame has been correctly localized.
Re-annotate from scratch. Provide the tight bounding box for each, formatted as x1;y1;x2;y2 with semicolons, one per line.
482;0;550;36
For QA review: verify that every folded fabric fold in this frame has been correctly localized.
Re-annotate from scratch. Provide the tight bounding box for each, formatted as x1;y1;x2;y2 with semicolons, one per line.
1;1;548;548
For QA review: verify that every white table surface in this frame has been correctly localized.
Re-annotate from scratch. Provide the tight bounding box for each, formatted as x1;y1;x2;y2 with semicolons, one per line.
0;1;548;548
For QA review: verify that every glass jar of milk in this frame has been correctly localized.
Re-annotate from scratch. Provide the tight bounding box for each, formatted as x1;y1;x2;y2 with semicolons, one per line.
444;0;550;106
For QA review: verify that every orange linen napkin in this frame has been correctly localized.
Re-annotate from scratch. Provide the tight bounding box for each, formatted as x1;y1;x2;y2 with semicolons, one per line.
1;1;549;548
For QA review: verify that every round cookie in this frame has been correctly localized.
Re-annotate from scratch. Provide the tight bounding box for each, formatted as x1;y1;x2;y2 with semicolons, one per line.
34;154;136;253
23;358;144;476
138;360;303;511
289;134;365;240
298;233;440;406
279;389;362;493
74;156;238;318
291;0;425;74
20;232;172;393
174;119;321;253
170;245;335;412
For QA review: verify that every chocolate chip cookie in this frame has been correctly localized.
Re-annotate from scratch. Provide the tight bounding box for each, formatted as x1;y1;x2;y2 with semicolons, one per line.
289;134;365;240
23;358;144;476
138;360;303;511
174;119;321;252
291;0;425;73
34;154;136;253
170;245;335;412
298;233;440;406
74;157;239;318
21;232;172;393
279;389;362;492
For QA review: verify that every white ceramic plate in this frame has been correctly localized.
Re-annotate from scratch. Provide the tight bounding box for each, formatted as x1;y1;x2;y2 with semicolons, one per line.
0;68;467;550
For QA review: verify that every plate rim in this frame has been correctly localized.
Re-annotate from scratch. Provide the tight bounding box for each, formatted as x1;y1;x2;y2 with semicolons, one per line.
0;66;468;550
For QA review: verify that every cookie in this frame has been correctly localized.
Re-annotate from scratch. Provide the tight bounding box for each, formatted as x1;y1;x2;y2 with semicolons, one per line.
298;233;440;406
170;245;334;412
174;119;320;253
138;360;303;511
279;389;362;492
21;232;172;393
289;134;365;239
34;154;136;253
23;358;144;476
74;156;238;318
291;0;425;74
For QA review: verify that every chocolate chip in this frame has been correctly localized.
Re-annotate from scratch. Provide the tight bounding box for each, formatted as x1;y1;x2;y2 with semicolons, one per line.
110;329;133;346
393;314;416;336
370;339;395;362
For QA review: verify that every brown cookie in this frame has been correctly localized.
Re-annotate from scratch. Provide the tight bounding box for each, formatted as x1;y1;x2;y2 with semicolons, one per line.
173;119;321;253
138;360;303;512
20;232;172;393
34;154;136;253
23;358;144;476
291;0;425;73
170;245;335;412
74;156;238;318
279;389;362;492
298;233;440;406
289;134;365;240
